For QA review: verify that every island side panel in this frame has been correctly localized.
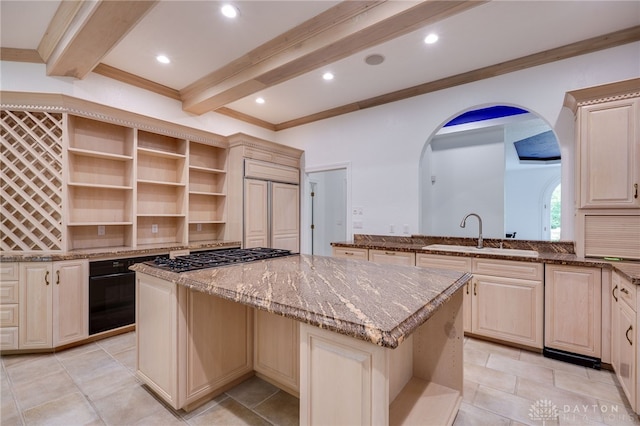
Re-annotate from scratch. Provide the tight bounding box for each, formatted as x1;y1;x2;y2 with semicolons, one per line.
299;323;389;425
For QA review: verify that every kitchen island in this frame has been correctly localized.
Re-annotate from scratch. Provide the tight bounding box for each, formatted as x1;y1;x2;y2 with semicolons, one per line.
131;254;471;425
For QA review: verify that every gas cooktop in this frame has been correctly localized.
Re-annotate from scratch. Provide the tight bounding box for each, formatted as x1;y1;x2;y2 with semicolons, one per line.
146;247;293;273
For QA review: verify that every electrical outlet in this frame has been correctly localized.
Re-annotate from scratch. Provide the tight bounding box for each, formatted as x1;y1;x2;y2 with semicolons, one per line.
151;224;158;234
97;225;105;236
353;220;363;229
389;224;395;233
403;224;410;234
196;223;202;231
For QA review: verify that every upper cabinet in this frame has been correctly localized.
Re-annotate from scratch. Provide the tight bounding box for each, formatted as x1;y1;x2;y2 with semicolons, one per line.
566;79;640;260
576;97;639;209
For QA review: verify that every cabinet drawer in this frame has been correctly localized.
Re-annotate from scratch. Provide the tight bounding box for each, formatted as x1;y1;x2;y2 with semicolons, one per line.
0;263;19;281
472;258;542;280
617;273;637;312
332;247;368;261
416;254;472;272
0;304;18;327
0;282;19;304
368;250;415;266
0;327;18;350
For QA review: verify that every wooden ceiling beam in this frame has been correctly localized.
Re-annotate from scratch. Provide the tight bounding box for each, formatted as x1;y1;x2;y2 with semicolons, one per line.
181;1;486;115
43;0;157;79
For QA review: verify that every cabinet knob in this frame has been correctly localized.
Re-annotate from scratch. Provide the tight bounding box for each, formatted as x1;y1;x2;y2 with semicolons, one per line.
466;282;469;295
44;270;50;286
56;270;60;285
635;183;638;199
385;252;396;256
612;285;619;302
621;287;630;295
473;281;477;296
626;325;633;346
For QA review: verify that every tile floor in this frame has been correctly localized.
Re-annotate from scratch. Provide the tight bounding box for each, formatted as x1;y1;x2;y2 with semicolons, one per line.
1;332;639;425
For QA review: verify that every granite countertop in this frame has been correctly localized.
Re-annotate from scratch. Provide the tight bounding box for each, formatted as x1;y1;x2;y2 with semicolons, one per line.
332;236;640;284
0;240;241;262
130;254;471;349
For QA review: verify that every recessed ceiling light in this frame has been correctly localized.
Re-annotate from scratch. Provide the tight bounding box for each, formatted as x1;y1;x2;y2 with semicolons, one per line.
221;4;238;18
322;72;334;81
256;97;265;104
424;33;439;44
156;55;170;64
364;54;385;66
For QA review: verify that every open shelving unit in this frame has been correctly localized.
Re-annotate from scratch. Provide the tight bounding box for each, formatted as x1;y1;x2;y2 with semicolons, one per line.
136;131;188;247
66;116;135;250
188;141;227;242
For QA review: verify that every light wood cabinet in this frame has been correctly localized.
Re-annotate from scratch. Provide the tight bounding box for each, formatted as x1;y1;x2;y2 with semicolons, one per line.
0;263;20;350
244;179;269;248
136;272;253;411
416;254;472;332
300;289;464;425
53;260;88;346
19;262;53;349
369;249;415;266
544;264;602;358
254;310;299;396
611;271;638;412
332;247;369;261
14;260;89;351
576;97;639;209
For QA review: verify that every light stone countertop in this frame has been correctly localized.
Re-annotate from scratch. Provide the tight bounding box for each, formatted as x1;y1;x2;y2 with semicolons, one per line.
130;254;471;349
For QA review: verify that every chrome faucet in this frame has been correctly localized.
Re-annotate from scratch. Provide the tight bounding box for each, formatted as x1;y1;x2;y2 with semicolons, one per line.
460;213;483;249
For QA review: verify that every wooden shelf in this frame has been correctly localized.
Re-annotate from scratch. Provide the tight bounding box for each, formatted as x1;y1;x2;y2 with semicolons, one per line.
138;152;186;185
67;224;133;251
67;182;133;190
137;179;185;187
189;193;225;222
69;116;134;157
68;186;133;224
67;147;133;161
68;221;133;226
389;379;461;426
188;191;225;196
138;130;186;156
189;165;225;174
188;222;225;242
137;146;186;159
137;216;186;246
189;141;227;171
137;183;186;216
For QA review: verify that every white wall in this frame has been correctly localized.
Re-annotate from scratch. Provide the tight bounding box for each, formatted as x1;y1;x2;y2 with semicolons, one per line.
277;42;640;246
2;42;639;248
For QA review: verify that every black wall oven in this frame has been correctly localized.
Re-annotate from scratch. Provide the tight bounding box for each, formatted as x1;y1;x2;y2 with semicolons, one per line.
88;256;155;335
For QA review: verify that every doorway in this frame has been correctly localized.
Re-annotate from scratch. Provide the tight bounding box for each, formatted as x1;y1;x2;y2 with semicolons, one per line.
306;168;347;256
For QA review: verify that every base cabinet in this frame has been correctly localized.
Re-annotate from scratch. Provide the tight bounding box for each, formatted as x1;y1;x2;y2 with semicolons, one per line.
12;260;88;351
300;289;463;425
136;273;253;411
544;264;602;358
611;271;638;412
254;310;299;396
368;250;415;266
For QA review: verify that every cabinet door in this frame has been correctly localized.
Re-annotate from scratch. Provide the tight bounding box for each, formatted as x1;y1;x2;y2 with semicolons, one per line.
271;182;299;252
616;301;636;410
244;179;269;248
471;275;543;349
19;263;53;349
416;254;472;332
332;247;368;260
53;260;88;346
368;250;415;266
578;98;639;208
254;309;299;395
544;265;601;358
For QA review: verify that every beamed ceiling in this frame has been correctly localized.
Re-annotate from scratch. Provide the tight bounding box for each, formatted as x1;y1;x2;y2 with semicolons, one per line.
1;1;639;131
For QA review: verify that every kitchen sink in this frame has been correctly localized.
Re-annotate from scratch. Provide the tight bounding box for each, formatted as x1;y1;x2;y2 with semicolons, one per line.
422;244;538;258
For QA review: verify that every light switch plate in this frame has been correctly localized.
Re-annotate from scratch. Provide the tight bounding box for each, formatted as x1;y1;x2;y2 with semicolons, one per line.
151;224;158;233
97;225;105;236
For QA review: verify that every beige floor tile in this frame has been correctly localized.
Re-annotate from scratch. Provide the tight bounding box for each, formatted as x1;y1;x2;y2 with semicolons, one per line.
226;376;279;408
462;379;479;403
187;397;271;425
464;338;521;360
253;390;299;426
519;350;590;379
134;406;186;425
516;377;604;424
554;370;626;405
453;401;511;426
111;347;136;372
486;353;554;385
12;369;79;411
22;391;103;426
4;354;65;387
464;362;517;393
92;383;165;425
180;393;229;420
586;367;620;387
473;385;553;426
464;346;490;367
54;342;100;361
59;348;120;384
74;363;140;402
96;331;136;356
599;400;640;426
1;391;22;426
